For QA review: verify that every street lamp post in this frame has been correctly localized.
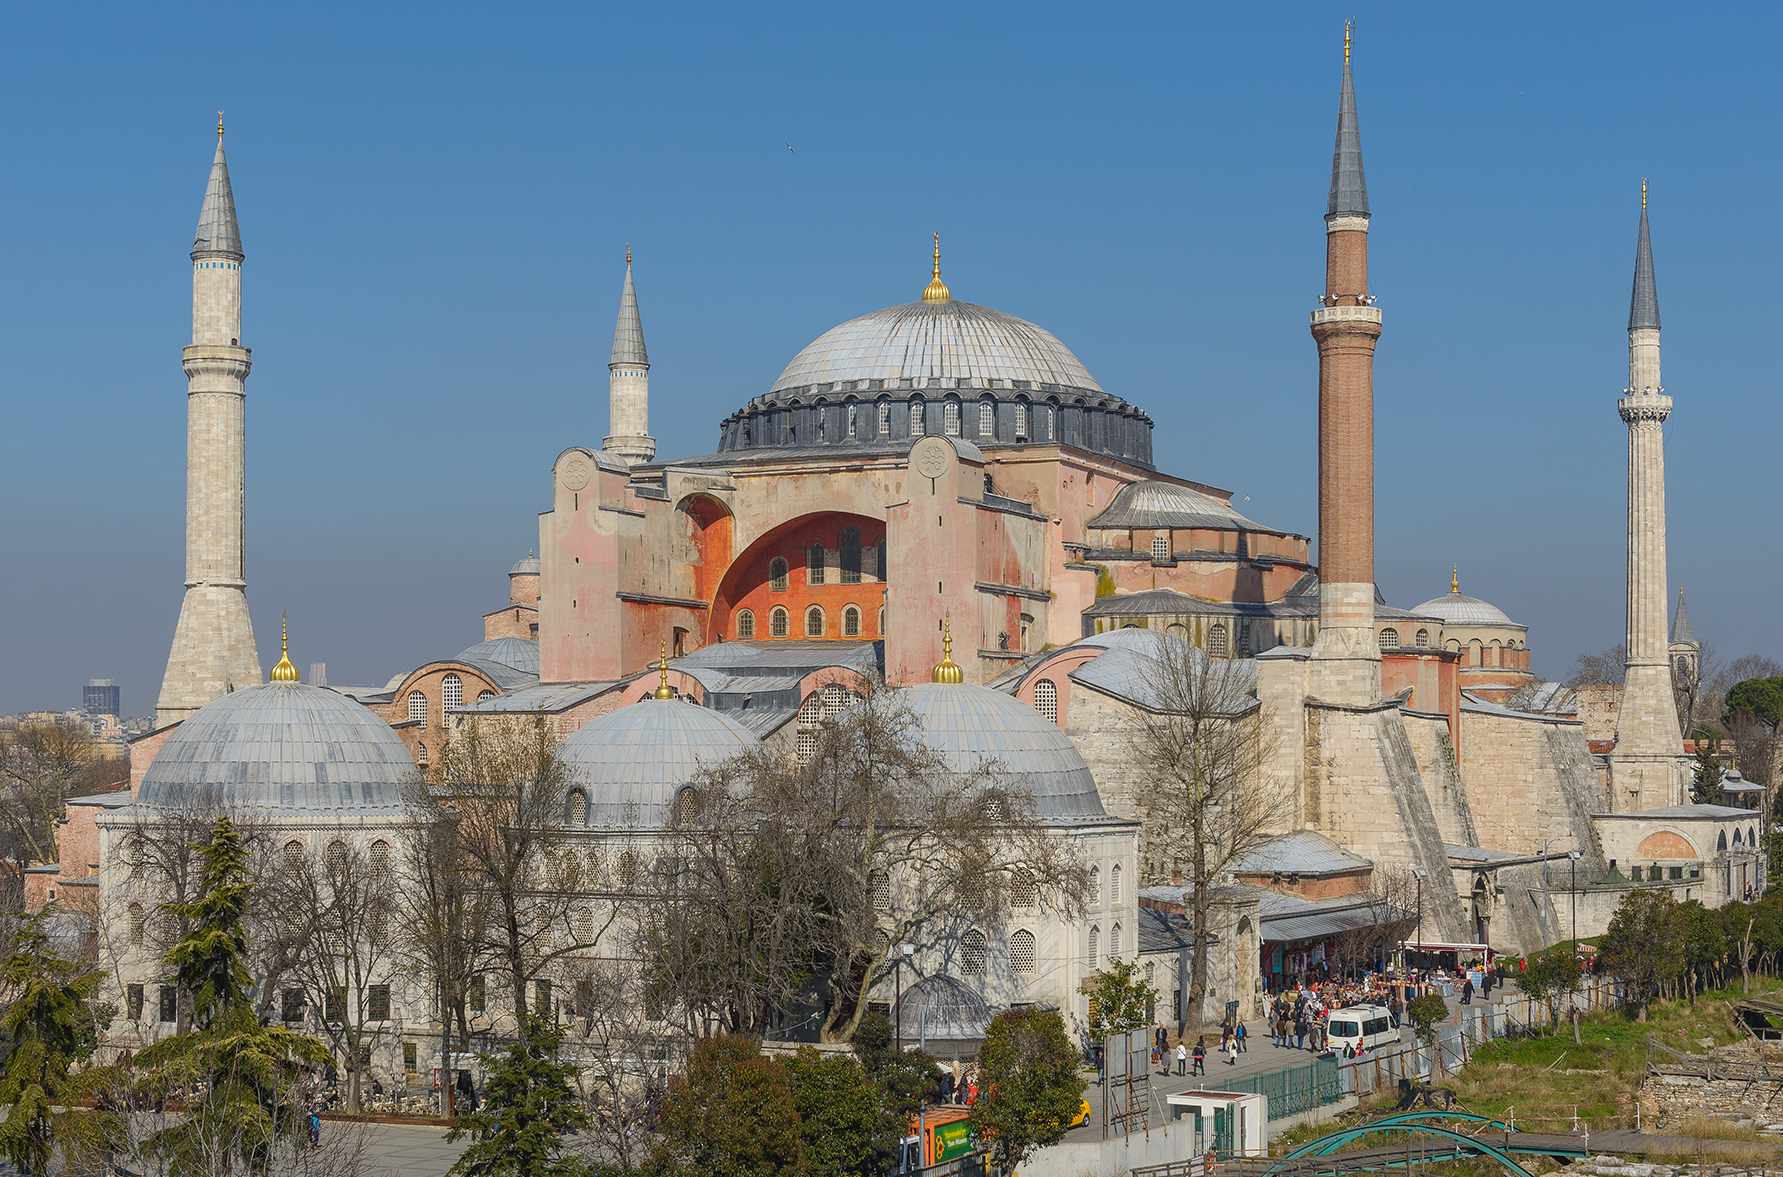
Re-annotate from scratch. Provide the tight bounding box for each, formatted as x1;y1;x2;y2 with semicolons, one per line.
895;943;914;1054
1568;851;1581;947
1411;870;1427;975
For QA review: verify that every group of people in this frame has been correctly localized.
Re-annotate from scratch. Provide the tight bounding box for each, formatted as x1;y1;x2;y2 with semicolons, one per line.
936;1062;979;1106
1154;1021;1246;1076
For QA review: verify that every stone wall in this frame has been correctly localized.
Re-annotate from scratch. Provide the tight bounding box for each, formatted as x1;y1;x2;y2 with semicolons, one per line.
1402;712;1478;847
1458;707;1601;863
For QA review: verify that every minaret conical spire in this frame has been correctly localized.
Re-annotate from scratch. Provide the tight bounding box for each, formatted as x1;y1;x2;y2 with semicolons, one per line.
1670;588;1695;645
1326;22;1369;221
610;247;648;367
193;113;243;260
1630;181;1660;331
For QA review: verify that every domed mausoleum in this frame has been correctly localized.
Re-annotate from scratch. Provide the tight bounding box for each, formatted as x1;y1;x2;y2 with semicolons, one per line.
555;691;761;828
1411;569;1532;700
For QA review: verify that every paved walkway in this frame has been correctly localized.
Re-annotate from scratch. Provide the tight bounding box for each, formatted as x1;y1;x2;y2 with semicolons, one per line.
350;1119;468;1176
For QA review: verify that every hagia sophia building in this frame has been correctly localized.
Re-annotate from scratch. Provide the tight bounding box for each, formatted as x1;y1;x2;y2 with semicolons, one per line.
33;39;1762;1070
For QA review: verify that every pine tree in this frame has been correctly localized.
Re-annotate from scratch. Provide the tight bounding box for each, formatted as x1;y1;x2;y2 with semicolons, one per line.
133;814;329;1175
446;1013;592;1177
0;915;109;1176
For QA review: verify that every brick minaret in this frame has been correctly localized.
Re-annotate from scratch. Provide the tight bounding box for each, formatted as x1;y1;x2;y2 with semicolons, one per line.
156;116;263;727
1308;27;1384;704
603;248;655;465
1609;184;1687;808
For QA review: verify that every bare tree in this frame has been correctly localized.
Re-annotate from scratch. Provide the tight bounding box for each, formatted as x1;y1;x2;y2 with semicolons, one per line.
560;955;678;1172
1566;644;1628;688
0;717;111;873
1127;629;1285;1037
1672;641;1719;739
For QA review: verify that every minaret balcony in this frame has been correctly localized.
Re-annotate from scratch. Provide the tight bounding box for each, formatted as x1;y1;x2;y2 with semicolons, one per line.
1617;394;1672;424
1310;304;1382;328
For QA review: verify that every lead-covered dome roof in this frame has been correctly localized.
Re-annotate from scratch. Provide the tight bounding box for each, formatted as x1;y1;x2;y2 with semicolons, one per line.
137;683;414;813
556;697;761;827
902;682;1107;820
1411;589;1518;628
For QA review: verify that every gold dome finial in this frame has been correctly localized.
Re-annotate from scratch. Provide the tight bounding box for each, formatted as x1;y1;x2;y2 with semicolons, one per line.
1450;565;1460;594
652;640;676;699
1641;177;1647;211
217;110;225;140
270;612;299;682
932;615;964;684
626;243;632;267
1343;20;1352;64
922;232;951;302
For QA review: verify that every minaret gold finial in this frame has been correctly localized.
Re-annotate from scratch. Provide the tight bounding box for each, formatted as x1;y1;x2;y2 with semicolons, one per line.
626;243;632;267
1344;20;1352;64
652;640;676;699
270;611;299;682
217;111;225;140
932;615;964;683
1641;178;1647;211
1450;565;1460;594
922;232;951;302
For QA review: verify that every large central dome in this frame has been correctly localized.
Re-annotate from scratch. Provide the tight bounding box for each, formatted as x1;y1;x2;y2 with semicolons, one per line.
770;300;1103;395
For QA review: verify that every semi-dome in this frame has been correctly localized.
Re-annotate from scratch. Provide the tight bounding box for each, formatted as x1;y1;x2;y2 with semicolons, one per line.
137;682;415;813
455;637;540;676
556;697;761;827
902;682;1106;819
715;298;1152;467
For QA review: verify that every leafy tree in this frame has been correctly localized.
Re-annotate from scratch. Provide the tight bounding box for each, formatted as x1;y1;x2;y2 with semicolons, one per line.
1725;677;1783;731
1514;948;1582;1040
969;1008;1081;1173
1079;958;1160;1041
850;1012;941;1171
447;1013;592;1177
784;1045;883;1177
1599;888;1684;1020
133;814;330;1175
1691;741;1728;805
648;1034;804;1177
0;915;108;1176
1407;993;1449;1048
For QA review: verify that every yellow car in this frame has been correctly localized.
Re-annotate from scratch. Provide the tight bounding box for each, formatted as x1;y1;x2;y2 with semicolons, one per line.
1066;1098;1091;1129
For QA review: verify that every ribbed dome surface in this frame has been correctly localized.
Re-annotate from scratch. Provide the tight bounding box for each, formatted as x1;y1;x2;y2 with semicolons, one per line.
902;683;1106;819
455;638;540;675
771;301;1102;395
1411;590;1517;628
509;554;541;576
138;683;414;813
557;698;761;827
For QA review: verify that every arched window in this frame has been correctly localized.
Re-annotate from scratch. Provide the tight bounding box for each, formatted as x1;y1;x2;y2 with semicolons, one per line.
1011;929;1037;974
1151;534;1170;562
1207;624;1228;658
1011;874;1038;908
1734;827;1744;846
877;400;891;436
326;840;347;875
441;673;462;710
477;690;495;702
1015;402;1030;440
979;399;995;439
1718;830;1728;852
872;873;891;912
1089;865;1100;907
1041;404;1054;441
1415;629;1430;648
128;902;145;947
878;605;886;636
570;790;587;826
1380;628;1400;649
843;606;861;637
416;742;428;765
807;544;826;586
1020;613;1033;653
839;528;862;584
1110;923;1122;958
672;786;703;826
370;840;391;874
1034;679;1059;724
1111;863;1122;904
1239;622;1252;654
962;929;988;975
769;556;789;591
944;399;960;436
408;690;427;725
911;398;926;435
617;850;639;890
574;907;595;945
845;402;858;439
736;609;756;639
1088;924;1100;967
805;605;825;637
282;840;303;876
770;606;790;637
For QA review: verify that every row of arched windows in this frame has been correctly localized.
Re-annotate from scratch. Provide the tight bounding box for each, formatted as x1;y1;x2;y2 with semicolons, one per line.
1087;922;1124;967
407;674;497;727
1378;628;1432;650
1088;863;1122;907
736;603;882;640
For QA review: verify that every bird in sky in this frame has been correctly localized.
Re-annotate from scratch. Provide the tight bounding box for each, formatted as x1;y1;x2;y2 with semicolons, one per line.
785;142;794;152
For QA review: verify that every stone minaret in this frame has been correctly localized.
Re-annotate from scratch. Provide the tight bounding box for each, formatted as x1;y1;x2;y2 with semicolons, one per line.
1308;24;1384;705
155;116;262;727
603;249;655;465
1609;183;1687;807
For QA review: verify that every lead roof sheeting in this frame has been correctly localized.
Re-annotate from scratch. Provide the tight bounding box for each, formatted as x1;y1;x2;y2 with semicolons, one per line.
676;640;880;673
556;699;761;827
1232;831;1372;876
192;140;243;258
455;637;540;675
1087;480;1265;532
1630;207;1661;330
611;264;649;366
1068;635;1257;712
1603;803;1759;820
459;681;619;713
902;683;1106;818
1327;60;1369;218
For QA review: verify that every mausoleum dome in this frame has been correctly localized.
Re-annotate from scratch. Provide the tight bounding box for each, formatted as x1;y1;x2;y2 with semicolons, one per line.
556;697;761;827
901;682;1107;820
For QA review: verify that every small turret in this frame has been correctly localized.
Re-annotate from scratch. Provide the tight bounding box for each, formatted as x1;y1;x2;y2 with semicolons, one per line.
603;247;656;466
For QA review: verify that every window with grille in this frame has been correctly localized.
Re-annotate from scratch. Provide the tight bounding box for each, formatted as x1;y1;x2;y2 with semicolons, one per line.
1012;874;1038;907
128;902;144;946
1239;623;1252;654
878;400;891;436
872;873;891;911
820;685;850;719
618;851;639;889
1151;534;1170;562
1089;866;1100;907
282;840;303;876
805;605;825;637
979;400;995;438
1110;923;1122;958
417;742;428;765
371;840;391;874
1111;863;1122;904
442;673;462;710
797;730;816;764
478;690;495;702
1380;628;1400;649
324;989;344;1024
769;557;789;591
1088;925;1100;967
843;606;861;637
944;401;960;436
575;907;594;944
570;791;587;825
839;528;862;584
1415;628;1430;648
1015;403;1029;439
846;404;857;439
1034;679;1058;724
127;984;144;1020
770;607;789;637
736;610;755;639
808;544;826;586
159;987;177;1023
1207;624;1228;657
408;691;427;724
962;929;988;975
1041;405;1053;440
327;840;347;874
912;400;925;435
1010;929;1037;974
468;975;485;1012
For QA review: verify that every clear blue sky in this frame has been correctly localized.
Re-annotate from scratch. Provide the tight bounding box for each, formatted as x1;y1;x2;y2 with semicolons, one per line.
3;2;1779;715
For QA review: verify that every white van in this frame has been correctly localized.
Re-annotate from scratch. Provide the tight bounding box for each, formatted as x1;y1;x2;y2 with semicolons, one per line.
1325;1004;1398;1054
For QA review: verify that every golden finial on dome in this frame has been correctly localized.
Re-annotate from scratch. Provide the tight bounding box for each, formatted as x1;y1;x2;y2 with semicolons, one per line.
626;243;632;267
217;110;225;139
270;612;299;682
1450;565;1460;594
652;640;677;699
922;232;951;302
932;615;964;684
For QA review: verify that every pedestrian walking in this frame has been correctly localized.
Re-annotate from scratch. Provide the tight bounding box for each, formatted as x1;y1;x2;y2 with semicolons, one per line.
1236;1022;1247;1053
1223;1030;1236;1066
1176;1042;1187;1076
1462;978;1474;1005
1192;1038;1207;1076
1294;1017;1307;1051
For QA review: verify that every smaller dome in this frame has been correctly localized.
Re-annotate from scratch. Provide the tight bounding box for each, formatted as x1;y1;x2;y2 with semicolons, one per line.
510;554;541;576
1411;589;1517;628
902;683;1106;819
139;683;415;813
891;974;994;1043
556;698;760;827
455;638;540;676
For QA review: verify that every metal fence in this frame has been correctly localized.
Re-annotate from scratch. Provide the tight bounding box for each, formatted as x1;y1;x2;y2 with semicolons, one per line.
1221;1055;1341;1121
